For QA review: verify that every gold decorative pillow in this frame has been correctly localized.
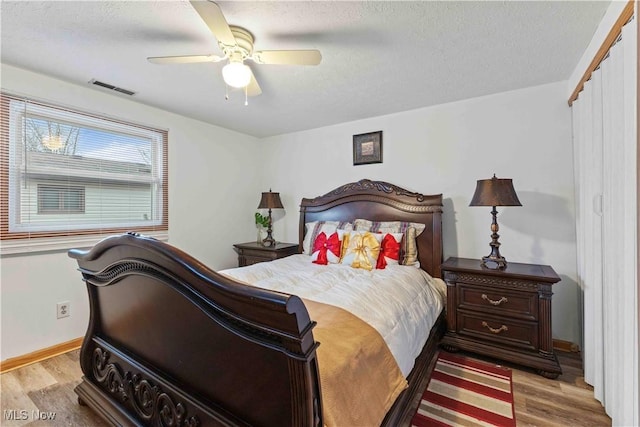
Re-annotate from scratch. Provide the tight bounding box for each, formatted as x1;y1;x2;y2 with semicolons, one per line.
401;227;419;266
340;231;382;271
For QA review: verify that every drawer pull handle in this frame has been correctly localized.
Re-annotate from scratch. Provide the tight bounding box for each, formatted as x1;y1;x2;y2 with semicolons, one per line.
482;294;508;306
482;321;508;334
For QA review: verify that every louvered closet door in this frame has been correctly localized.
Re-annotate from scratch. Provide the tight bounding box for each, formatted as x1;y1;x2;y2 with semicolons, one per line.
571;68;604;403
571;15;638;426
601;18;637;425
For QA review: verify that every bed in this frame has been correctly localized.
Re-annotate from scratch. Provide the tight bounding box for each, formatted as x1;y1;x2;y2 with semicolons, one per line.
69;179;445;427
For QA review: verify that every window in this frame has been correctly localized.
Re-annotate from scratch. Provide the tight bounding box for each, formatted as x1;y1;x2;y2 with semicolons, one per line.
0;93;168;246
37;185;85;214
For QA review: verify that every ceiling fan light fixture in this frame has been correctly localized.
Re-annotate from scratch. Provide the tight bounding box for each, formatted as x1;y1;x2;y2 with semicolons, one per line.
222;61;251;88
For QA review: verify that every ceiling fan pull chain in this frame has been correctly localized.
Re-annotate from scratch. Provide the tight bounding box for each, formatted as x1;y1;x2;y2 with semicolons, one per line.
244;86;248;106
225;84;229;101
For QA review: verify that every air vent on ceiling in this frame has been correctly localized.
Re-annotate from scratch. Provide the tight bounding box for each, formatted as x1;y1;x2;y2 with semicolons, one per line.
89;79;136;96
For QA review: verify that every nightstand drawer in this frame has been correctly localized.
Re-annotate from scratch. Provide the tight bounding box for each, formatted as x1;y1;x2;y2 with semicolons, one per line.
457;311;538;352
457;283;538;321
239;248;279;259
242;256;270;266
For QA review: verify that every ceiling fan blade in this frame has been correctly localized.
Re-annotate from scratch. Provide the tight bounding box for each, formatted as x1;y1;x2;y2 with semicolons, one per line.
246;69;262;96
252;50;322;66
189;1;237;48
147;54;224;64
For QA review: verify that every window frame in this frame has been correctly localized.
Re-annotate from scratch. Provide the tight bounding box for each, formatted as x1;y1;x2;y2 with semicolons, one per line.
0;93;169;252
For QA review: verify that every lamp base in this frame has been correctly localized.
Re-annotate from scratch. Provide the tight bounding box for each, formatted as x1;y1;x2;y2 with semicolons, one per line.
481;205;507;270
261;235;276;247
481;255;507;270
261;208;276;247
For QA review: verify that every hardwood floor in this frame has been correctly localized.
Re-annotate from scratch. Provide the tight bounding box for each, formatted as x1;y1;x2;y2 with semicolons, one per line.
0;350;106;426
0;349;610;426
470;350;612;427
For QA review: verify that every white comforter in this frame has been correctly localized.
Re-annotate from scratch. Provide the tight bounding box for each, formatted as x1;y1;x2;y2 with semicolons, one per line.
220;254;446;377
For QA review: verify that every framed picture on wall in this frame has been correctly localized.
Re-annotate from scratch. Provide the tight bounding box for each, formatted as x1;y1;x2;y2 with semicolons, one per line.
353;131;383;165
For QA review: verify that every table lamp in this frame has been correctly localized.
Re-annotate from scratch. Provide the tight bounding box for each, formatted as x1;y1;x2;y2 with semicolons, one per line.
257;189;284;247
470;174;522;269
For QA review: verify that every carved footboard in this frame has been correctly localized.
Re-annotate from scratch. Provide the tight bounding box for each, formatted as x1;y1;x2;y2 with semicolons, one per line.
69;233;323;427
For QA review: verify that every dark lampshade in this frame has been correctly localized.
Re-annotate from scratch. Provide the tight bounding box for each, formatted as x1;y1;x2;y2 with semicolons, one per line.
470;175;522;207
257;191;284;210
470;174;521;270
257;189;283;247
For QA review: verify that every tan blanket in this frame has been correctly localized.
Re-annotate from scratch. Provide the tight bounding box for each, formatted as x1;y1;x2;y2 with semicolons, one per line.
303;298;408;427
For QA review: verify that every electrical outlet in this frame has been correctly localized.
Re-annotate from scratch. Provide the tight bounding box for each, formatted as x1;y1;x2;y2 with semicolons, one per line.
56;301;70;319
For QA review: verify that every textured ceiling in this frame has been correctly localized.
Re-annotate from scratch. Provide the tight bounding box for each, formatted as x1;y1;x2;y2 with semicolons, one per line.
1;1;610;138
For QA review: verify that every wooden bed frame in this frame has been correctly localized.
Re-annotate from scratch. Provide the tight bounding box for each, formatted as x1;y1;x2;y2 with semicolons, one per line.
69;179;444;427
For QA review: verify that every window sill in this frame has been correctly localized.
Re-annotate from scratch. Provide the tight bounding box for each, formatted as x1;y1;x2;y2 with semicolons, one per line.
0;231;169;257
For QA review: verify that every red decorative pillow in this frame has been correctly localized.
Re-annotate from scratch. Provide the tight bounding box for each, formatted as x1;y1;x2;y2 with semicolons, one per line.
376;233;403;269
302;221;353;254
311;231;343;265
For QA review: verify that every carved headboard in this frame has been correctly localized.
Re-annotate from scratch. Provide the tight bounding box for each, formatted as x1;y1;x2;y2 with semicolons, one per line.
299;179;444;278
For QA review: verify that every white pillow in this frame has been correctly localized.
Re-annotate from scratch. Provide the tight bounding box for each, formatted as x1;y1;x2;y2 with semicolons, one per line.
353;219;425;236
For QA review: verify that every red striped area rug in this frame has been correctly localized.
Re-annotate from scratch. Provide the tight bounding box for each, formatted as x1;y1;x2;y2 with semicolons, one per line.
411;351;516;427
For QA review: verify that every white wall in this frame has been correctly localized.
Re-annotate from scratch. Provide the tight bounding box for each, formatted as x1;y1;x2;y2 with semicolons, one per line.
262;81;580;344
0;64;265;360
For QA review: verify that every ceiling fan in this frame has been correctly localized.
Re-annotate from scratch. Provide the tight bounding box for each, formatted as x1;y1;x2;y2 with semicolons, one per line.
147;0;322;102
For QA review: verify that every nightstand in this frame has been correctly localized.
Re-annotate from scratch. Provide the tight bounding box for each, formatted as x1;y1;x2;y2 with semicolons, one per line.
440;257;562;378
233;241;299;267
